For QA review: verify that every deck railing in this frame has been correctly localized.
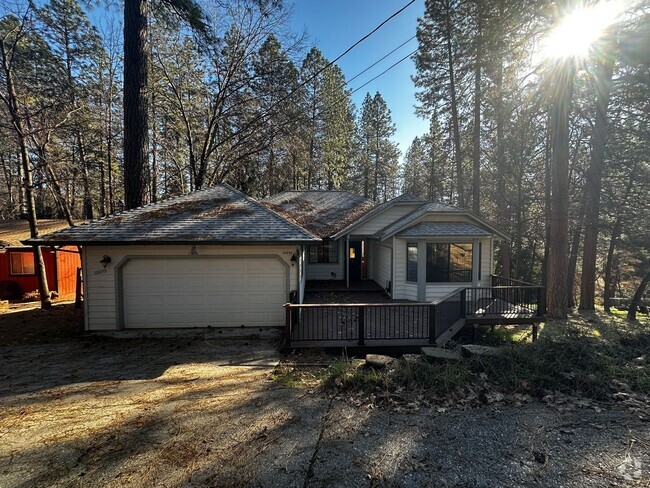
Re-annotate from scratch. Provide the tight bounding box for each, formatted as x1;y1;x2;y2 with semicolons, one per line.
284;278;546;346
491;274;539;287
465;286;545;318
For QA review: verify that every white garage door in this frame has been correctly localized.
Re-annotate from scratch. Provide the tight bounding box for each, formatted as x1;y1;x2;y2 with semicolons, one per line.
121;257;287;328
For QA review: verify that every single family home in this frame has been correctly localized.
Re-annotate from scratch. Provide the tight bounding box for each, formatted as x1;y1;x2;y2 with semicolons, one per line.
27;184;544;345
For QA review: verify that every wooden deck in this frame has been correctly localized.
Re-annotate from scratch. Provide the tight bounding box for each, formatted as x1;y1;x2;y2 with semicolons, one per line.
285;277;546;349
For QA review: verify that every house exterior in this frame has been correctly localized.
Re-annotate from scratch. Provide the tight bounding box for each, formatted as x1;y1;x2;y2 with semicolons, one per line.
0;220;80;299
265;191;508;302
28;184;509;331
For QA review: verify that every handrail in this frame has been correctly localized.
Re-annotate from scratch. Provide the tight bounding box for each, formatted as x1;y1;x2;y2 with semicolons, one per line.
285;281;546;346
430;287;466;305
284;302;434;308
491;274;539;287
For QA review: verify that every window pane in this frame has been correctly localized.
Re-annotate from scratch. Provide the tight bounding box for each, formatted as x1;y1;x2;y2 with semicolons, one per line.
450;244;472;282
406;243;418;282
309;241;338;263
23;253;35;274
327;241;338;263
10;253;22;274
10;252;34;275
309;245;319;263
426;243;449;282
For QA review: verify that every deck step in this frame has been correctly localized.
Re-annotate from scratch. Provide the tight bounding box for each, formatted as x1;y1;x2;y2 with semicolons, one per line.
435;318;467;347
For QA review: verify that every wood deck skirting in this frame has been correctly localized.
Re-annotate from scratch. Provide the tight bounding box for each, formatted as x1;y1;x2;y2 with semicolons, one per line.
285;279;545;348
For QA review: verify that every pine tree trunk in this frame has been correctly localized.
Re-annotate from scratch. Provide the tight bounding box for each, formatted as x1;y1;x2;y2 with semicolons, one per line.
566;215;583;308
604;162;637;312
471;6;481;214
546;59;575;319
603;219;621;313
0;41;51;308
495;59;510;277
123;0;149;210
628;271;650;321
444;4;464;207
579;54;615;310
541;115;551;289
150;91;158;202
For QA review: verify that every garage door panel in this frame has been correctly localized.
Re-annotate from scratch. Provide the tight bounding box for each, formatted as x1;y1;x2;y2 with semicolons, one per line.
122;257;286;328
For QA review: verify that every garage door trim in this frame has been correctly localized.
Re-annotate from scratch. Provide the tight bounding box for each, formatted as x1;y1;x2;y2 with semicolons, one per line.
114;254;290;330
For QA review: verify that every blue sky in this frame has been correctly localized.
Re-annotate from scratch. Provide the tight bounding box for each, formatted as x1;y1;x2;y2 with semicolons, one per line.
289;0;429;157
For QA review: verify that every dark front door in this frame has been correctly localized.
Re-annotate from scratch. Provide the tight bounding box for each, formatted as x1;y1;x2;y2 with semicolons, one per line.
349;240;363;280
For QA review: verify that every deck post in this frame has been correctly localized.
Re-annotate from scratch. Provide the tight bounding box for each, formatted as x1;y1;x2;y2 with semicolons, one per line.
532;323;538;342
284;304;292;347
357;306;365;346
460;288;467;317
537;287;546;316
428;304;436;344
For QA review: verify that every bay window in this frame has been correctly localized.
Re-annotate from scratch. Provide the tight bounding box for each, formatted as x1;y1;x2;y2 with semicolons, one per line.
425;243;473;283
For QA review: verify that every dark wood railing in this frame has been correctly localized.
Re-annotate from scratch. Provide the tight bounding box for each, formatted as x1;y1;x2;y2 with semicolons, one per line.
284;278;546;347
285;302;433;345
491;274;538;287
465;286;546;318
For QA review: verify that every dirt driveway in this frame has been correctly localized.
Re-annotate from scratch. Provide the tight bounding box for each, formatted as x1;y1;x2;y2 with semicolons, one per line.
1;305;649;487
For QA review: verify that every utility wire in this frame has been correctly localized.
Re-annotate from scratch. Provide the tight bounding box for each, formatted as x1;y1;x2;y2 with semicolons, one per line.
214;0;417;149
350;48;417;95
347;35;416;85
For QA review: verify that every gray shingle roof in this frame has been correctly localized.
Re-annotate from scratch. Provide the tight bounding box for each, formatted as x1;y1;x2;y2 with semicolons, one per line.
375;202;465;240
330;193;425;239
263;190;374;238
26;184;319;245
397;222;492;238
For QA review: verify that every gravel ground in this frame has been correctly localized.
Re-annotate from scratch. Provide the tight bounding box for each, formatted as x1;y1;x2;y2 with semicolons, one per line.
0;305;648;487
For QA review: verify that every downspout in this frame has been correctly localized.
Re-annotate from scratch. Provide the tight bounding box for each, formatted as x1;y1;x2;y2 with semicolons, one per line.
392;236;397;298
472;239;480;286
81;247;89;331
346;234;350;289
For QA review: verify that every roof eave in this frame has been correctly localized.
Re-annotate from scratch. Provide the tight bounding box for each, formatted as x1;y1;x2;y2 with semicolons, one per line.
380;211;511;242
396;233;492;239
23;238;321;246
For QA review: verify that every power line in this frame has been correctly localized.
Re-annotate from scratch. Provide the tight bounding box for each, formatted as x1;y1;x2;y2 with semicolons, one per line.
215;0;417;149
347;35;416;85
350;49;417;95
326;0;416;68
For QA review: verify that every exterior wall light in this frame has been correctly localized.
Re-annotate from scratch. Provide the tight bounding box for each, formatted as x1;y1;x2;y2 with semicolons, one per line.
100;255;112;268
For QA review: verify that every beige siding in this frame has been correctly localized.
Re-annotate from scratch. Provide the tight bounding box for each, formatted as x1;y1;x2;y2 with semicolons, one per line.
479;237;492;286
352;204;422;236
393;239;408;299
305;238;344;280
374;243;393;292
425;284;466;301
84;244;299;331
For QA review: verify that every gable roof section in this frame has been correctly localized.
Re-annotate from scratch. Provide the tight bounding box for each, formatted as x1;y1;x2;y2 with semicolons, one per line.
397;222;492;238
25;184;319;245
263;190;374;239
330;193;425;239
0;219;72;247
376;202;509;241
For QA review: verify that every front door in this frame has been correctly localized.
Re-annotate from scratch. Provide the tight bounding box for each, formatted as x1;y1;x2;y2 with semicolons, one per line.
349;240;363;280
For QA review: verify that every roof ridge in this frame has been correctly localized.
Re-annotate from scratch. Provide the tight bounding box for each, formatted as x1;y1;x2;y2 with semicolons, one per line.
224;183;319;240
39;186;222;239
